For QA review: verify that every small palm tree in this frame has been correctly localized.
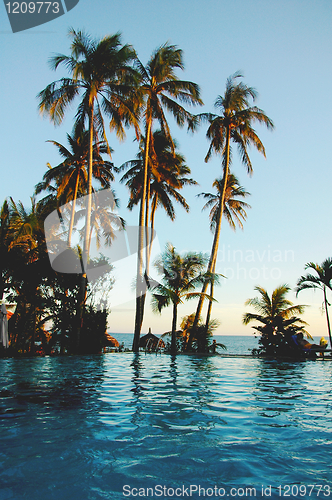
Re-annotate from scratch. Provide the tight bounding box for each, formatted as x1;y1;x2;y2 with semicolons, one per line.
180;313;223;353
197;174;251;331
35;128;115;246
151;243;212;354
296;259;332;347
133;43;203;351
192;72;274;334
9;197;47;255
243;284;308;355
199;174;251;232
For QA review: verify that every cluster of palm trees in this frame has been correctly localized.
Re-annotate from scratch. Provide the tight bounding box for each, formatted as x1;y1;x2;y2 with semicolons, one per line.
1;28;276;355
243;258;332;356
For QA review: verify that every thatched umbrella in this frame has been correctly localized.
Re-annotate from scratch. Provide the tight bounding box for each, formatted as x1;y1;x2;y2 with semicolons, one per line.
139;331;165;350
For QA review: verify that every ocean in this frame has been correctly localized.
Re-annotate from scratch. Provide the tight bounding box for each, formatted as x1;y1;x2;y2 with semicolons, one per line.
110;333;326;354
109;333;259;354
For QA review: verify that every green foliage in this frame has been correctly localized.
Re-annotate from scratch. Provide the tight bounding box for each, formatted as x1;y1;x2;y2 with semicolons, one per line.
120;130;196;219
35;128;115;248
296;259;332;294
198;174;251;232
38;29;139;141
160;314;222;353
201;72;274;171
137;42;203;137
181;314;221;353
296;258;332;348
252;324;310;358
2;36;280;359
243;284;308;357
151;244;212;353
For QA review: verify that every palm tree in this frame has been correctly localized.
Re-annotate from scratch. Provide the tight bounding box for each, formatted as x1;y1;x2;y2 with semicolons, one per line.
199;175;251;233
150;243;212;354
120;130;196;271
38;28;139;350
179;313;223;353
296;259;332;347
243;284;308;355
132;43;203;351
35;128;115;247
9;197;47;257
197;174;251;332
191;72;274;335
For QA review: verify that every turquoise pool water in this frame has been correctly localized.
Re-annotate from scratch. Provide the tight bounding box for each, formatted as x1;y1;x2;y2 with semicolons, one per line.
1;354;332;499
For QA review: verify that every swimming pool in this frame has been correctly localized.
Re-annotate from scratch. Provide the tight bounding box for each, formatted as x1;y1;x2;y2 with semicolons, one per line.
0;354;331;499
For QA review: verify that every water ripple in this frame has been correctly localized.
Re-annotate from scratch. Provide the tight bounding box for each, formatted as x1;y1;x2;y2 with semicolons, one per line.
1;354;332;498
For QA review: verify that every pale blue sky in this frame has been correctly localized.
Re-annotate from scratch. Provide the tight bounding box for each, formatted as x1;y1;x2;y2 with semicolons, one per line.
1;0;332;336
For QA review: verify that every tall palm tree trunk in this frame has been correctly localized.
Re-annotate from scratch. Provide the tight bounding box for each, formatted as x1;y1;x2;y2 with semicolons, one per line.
65;173;81;344
148;194;158;269
60;288;68;355
187;128;231;350
145;161;151;276
76;106;94;352
67;171;80;247
30;285;39;355
84;106;94;267
323;286;332;348
204;258;217;341
30;304;37;355
133;119;152;351
171;302;178;354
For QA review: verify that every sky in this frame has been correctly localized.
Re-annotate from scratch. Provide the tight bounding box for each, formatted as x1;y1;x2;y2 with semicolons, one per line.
1;0;332;337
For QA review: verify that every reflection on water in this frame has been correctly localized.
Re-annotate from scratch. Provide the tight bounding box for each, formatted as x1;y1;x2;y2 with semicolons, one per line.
1;354;332;499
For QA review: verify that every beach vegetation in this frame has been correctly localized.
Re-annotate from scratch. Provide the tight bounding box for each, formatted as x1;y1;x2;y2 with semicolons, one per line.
0;31;281;358
150;243;214;354
243;284;308;357
296;259;332;348
0;195;113;356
